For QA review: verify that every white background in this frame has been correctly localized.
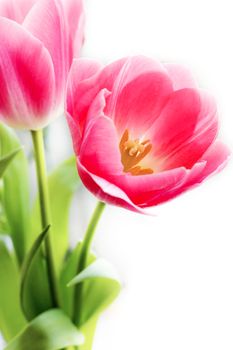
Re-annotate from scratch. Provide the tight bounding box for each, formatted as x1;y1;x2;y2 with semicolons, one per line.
1;0;233;349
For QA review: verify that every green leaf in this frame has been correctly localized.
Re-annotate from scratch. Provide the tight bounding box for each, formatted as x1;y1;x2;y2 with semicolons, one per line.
0;123;30;264
4;309;84;350
20;226;53;321
68;258;121;326
0;235;26;342
0;148;21;178
68;259;121;287
59;243;95;318
31;156;80;273
77;318;98;350
60;246;121;350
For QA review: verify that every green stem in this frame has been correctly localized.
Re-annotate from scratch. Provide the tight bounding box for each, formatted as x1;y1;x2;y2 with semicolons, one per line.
73;201;106;325
31;129;59;308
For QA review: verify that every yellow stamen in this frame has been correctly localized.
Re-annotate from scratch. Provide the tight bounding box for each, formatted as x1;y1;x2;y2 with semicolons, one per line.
119;129;153;176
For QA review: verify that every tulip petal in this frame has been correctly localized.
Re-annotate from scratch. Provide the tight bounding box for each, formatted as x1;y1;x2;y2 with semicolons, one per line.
200;140;231;180
164;63;198;90
69;58;102;84
105;56;173;134
60;0;84;57
66;58;103;147
79;115;122;177
66;112;81;155
79;91;123;178
24;0;80;105
113;167;187;206
161;91;218;170
67;58;127;140
111;71;173;136
141;162;207;207
145;141;230;207
150;88;201;162
0;17;55;129
67;56;170;141
0;0;37;23
107;55;169;115
78;161;146;213
68;87;109;153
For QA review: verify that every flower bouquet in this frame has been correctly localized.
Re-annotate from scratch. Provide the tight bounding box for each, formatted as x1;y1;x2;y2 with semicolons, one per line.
0;0;230;349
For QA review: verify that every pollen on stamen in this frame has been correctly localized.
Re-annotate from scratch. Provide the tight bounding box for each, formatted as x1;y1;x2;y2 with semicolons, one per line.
119;129;154;176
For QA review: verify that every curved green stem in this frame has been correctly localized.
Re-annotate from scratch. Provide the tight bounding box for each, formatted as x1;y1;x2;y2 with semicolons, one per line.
31;129;59;308
73;201;106;325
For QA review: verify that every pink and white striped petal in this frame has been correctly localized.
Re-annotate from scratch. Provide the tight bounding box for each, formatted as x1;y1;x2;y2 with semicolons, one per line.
23;0;78;106
112;71;173;136
161;91;218;170
0;17;55;129
150;88;201;162
164;63;198;90
66;57;127;138
0;0;37;23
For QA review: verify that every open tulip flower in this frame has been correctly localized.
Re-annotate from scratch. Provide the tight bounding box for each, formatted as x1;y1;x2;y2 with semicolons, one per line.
67;56;230;213
0;0;84;130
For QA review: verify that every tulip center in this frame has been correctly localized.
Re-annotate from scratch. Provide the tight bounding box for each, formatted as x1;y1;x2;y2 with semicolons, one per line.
119;129;153;175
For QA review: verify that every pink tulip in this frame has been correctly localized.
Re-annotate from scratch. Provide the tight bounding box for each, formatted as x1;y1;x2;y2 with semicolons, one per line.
66;56;230;213
0;0;84;130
